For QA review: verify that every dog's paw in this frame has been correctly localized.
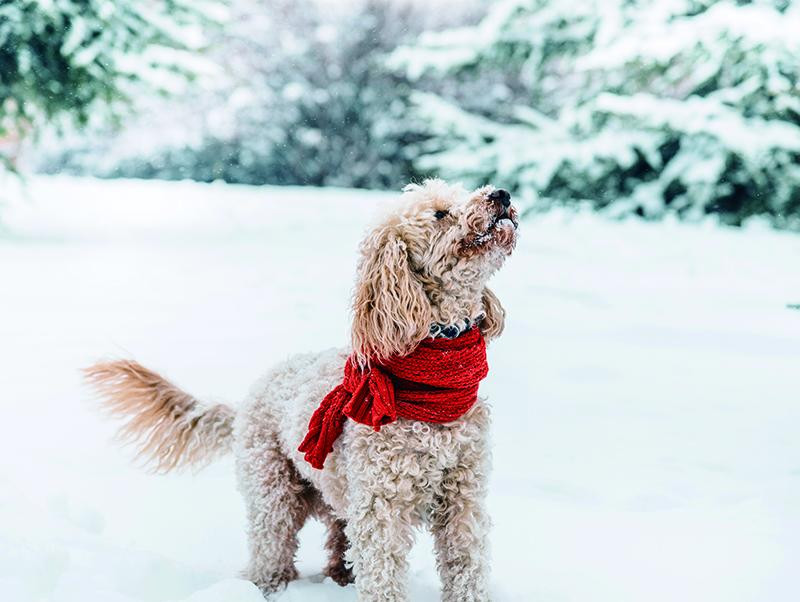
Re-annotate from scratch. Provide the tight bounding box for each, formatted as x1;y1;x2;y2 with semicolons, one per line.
244;565;299;598
324;560;355;587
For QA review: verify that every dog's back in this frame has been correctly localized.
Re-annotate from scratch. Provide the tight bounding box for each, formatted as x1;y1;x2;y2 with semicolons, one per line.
234;348;353;513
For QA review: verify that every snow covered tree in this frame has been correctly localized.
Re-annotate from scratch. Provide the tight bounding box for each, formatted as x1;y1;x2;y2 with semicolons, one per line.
224;0;427;188
393;0;800;228
0;0;217;168
76;0;434;190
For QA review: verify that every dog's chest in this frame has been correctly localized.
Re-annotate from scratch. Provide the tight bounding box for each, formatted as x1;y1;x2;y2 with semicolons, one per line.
358;410;485;479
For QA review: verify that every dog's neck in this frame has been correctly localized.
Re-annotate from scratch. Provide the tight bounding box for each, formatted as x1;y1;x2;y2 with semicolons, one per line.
427;283;488;339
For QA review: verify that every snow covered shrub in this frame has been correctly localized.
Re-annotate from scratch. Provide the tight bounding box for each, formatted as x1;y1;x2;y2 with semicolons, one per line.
0;0;217;139
392;0;800;229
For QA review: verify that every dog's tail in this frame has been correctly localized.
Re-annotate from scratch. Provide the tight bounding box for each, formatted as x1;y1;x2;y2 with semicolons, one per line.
84;360;234;472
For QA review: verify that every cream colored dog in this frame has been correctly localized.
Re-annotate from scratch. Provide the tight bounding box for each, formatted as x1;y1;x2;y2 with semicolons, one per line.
86;179;518;601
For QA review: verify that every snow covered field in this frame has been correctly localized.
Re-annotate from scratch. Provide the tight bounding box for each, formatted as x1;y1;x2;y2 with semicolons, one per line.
1;175;799;602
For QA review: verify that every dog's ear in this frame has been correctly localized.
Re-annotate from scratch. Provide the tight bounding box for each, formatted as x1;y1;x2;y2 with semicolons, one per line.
479;286;505;341
351;225;432;364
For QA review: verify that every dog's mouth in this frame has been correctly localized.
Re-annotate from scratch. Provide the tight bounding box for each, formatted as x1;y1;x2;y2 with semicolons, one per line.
488;208;518;234
458;206;518;256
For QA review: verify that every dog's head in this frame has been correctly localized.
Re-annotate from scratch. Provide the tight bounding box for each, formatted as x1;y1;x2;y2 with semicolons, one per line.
352;179;518;364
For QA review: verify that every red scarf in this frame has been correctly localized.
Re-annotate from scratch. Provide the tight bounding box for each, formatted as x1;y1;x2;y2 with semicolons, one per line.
298;327;489;469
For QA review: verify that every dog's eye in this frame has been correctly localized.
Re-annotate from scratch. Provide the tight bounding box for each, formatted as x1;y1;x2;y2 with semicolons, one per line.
434;210;449;220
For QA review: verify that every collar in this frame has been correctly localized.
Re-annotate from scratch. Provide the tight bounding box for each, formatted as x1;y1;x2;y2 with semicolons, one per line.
429;314;485;339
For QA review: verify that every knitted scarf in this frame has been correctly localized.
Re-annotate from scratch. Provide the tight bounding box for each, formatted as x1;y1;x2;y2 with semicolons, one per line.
298;326;488;469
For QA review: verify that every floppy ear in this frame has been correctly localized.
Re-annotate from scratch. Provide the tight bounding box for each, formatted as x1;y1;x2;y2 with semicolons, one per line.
479;286;505;341
351;226;432;364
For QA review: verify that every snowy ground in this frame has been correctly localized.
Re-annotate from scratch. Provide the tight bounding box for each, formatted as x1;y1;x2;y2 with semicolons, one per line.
1;175;799;602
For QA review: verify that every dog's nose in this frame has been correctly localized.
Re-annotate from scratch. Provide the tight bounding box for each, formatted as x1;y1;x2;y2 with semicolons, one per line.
488;189;511;208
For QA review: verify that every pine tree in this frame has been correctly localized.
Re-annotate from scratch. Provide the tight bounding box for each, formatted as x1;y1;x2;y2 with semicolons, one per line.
394;0;800;228
0;0;217;166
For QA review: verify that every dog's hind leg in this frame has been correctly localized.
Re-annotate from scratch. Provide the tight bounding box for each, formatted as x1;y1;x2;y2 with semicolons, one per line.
237;442;311;595
305;489;354;587
319;514;354;586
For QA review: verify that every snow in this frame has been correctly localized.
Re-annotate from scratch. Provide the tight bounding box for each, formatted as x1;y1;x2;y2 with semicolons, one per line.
1;175;799;601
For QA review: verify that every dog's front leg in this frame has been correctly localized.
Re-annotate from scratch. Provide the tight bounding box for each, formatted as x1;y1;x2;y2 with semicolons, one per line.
345;455;415;601
431;433;492;600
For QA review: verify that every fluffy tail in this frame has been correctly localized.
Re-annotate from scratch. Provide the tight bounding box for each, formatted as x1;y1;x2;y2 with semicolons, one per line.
84;360;235;472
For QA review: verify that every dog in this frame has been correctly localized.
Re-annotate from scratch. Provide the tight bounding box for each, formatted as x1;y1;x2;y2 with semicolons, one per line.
85;179;518;601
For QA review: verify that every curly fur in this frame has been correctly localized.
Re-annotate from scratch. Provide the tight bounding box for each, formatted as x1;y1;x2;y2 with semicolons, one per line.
85;179;518;601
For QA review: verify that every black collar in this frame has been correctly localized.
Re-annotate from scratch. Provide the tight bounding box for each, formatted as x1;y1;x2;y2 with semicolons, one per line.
429;314;485;339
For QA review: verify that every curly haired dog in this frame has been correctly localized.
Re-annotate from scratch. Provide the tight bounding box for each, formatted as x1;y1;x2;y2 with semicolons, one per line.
85;179;518;601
